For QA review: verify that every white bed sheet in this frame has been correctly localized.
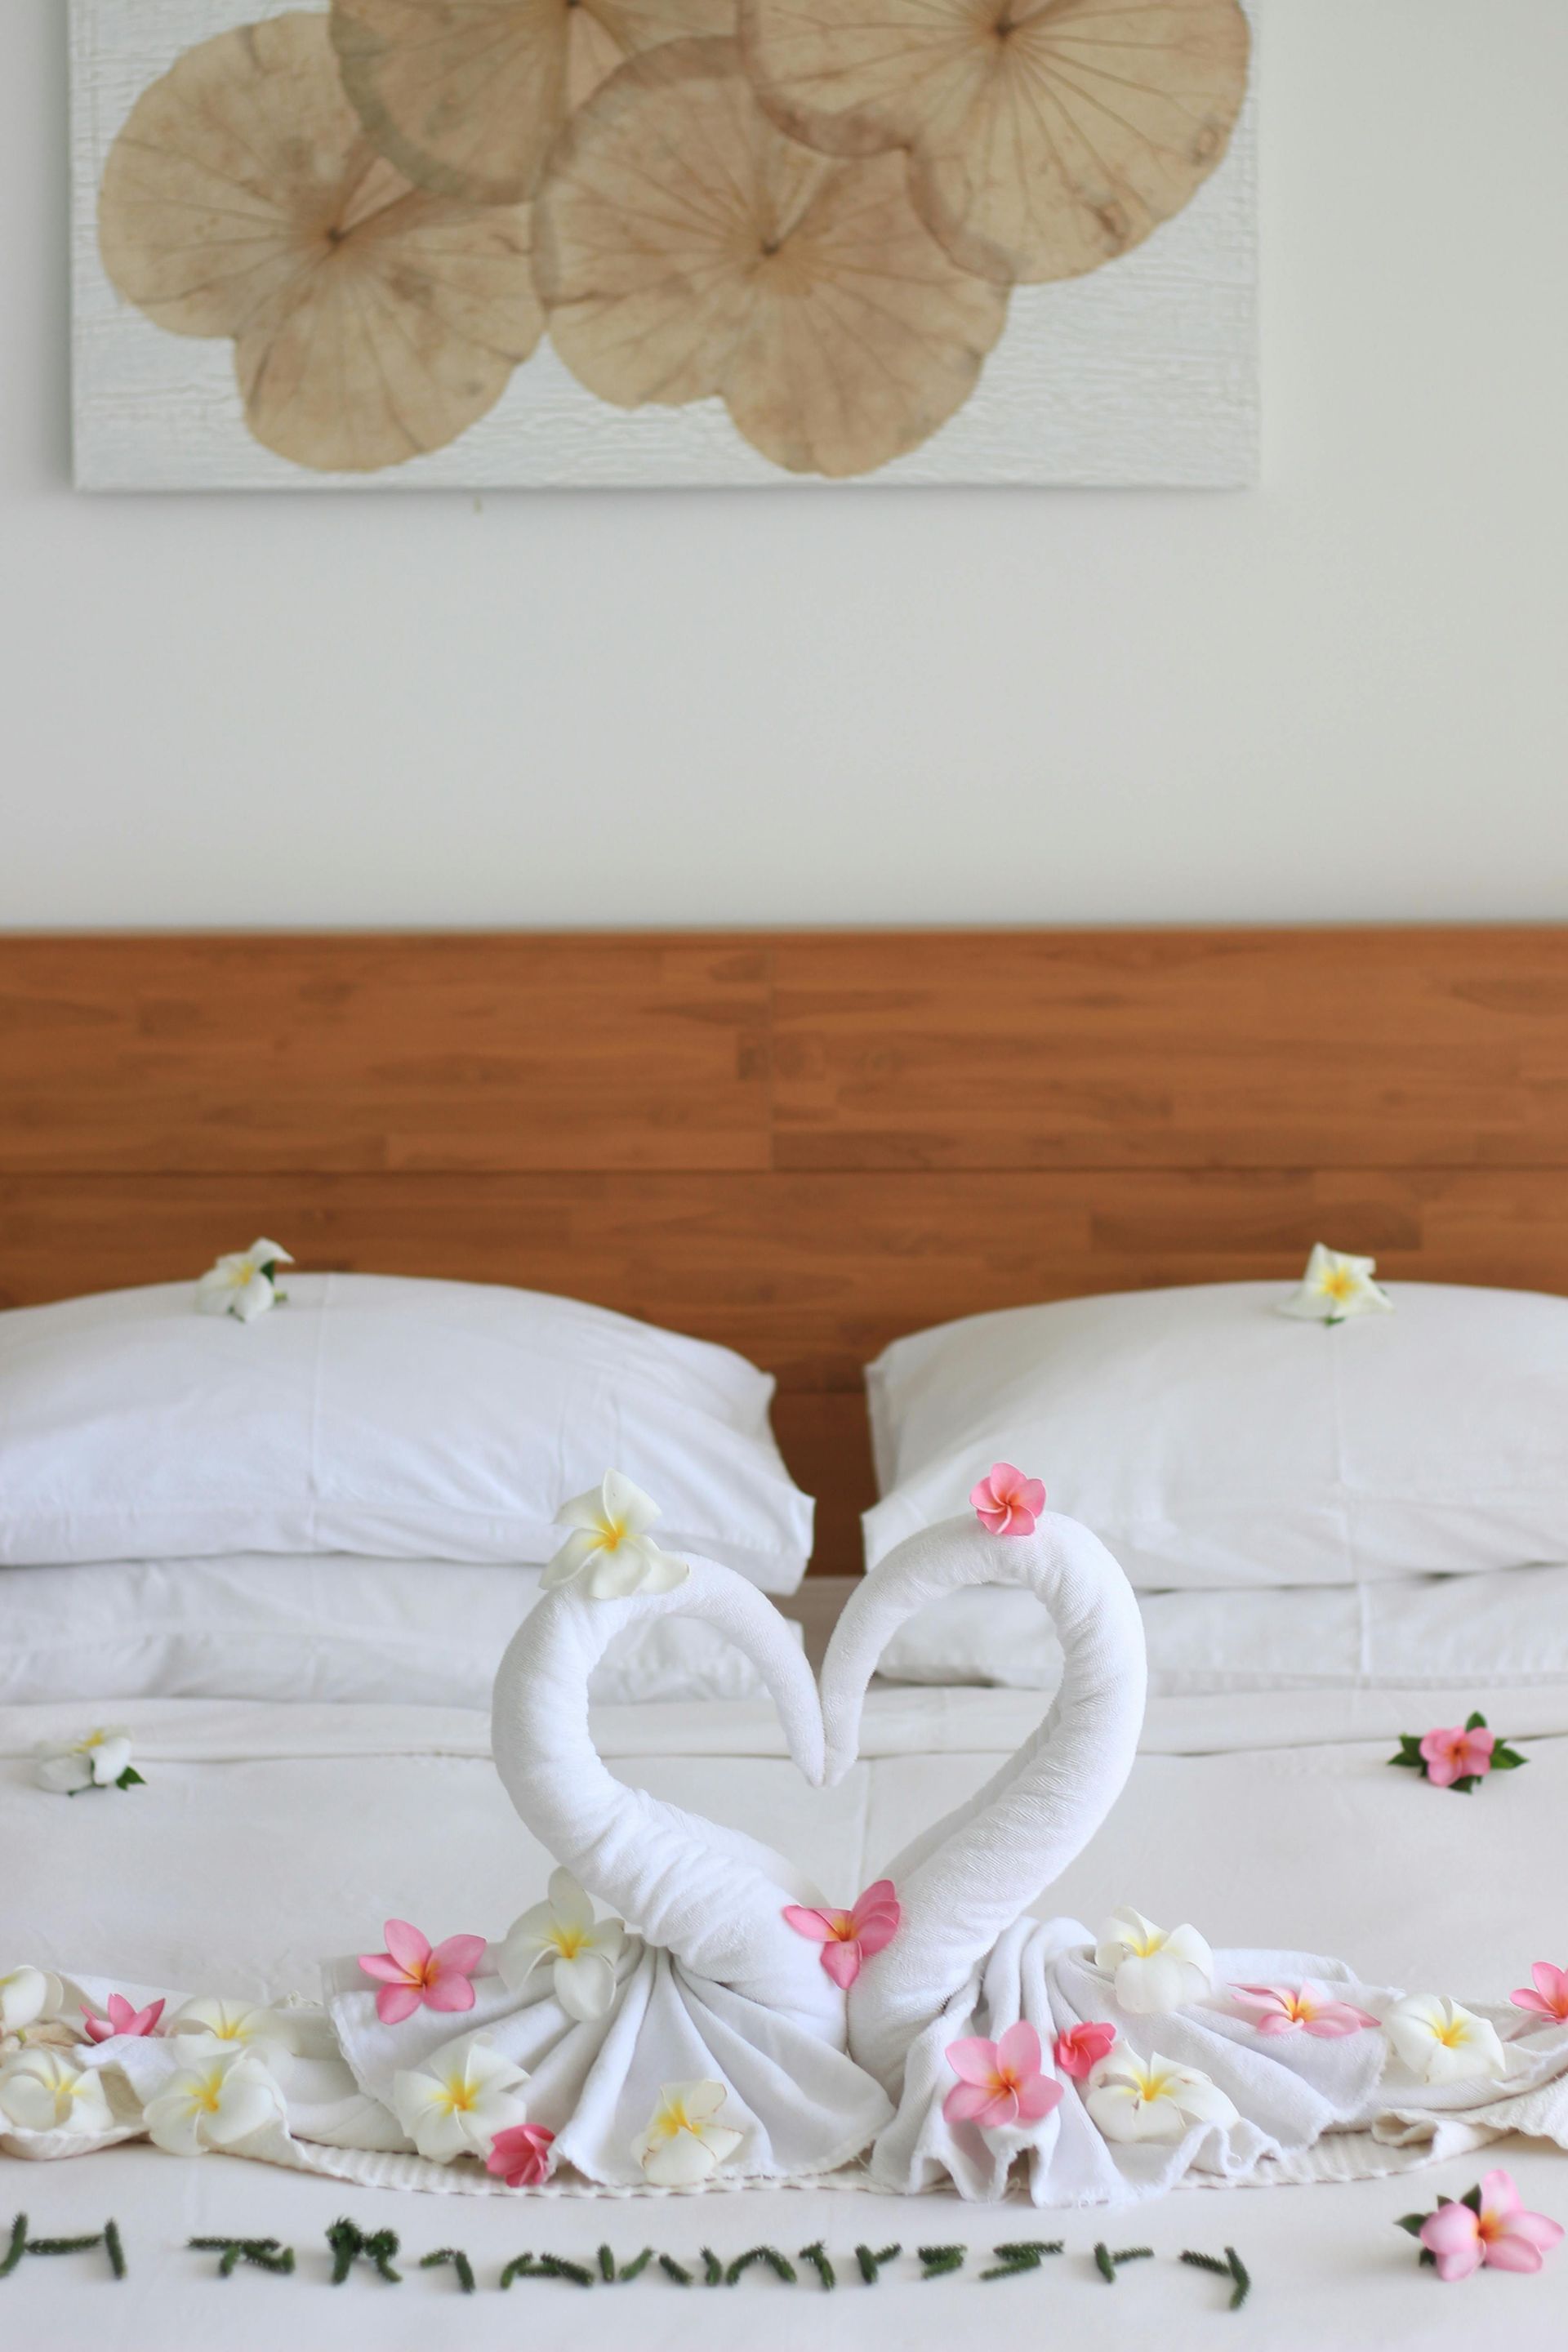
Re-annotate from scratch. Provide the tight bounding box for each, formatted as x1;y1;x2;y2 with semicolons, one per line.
4;1686;1568;2348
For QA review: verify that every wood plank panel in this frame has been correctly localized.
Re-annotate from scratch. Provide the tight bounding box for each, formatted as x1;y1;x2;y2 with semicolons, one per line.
773;929;1568;1169
0;936;772;1173
7;1168;1568;1379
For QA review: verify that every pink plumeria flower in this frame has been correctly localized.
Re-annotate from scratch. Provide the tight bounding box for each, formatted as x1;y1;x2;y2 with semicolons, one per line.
970;1463;1046;1538
486;2122;556;2188
782;1880;900;1990
943;2022;1064;2132
1511;1962;1568;2027
358;1919;488;2026
1419;1724;1495;1788
1053;2020;1118;2080
1419;2170;1564;2280
80;1993;165;2045
1230;1982;1379;2039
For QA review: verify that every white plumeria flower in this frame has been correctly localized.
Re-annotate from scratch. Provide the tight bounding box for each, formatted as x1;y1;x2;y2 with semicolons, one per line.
33;1726;136;1794
142;2049;285;2157
1383;1994;1508;2086
0;1967;65;2038
498;1869;626;2024
196;1238;293;1324
167;1997;293;2075
1280;1243;1392;1325
543;1472;688;1601
1085;2050;1240;2145
633;2078;742;2187
1094;1909;1215;2015
0;2046;115;2139
390;2034;532;2165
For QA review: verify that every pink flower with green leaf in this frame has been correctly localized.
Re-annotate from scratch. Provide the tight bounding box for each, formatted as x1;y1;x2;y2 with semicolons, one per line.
1402;2170;1563;2280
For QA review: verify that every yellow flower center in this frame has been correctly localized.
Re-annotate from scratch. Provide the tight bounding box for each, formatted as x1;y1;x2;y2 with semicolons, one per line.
1320;1268;1356;1300
194;2072;225;2114
1126;1929;1166;1958
550;1927;587;1960
596;1517;626;1552
1432;2015;1470;2049
435;2074;477;2115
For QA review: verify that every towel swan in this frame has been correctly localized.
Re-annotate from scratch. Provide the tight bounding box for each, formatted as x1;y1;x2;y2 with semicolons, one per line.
818;1508;1568;2207
820;1510;1147;2104
323;1555;893;2185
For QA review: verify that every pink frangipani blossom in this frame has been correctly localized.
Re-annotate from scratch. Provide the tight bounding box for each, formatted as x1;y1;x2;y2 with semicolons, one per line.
1419;1725;1495;1788
943;2022;1063;2132
1511;1963;1568;2026
359;1918;488;2026
80;1993;165;2044
970;1463;1046;1539
782;1881;900;1991
1230;1983;1379;2039
486;2122;556;2187
1419;2171;1563;2281
1053;2020;1118;2080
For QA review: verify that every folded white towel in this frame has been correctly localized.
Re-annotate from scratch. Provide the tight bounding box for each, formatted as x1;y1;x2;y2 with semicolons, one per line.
820;1511;1148;2092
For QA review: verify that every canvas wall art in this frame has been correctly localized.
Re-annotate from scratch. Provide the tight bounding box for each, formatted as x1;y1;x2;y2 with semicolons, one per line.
69;0;1258;491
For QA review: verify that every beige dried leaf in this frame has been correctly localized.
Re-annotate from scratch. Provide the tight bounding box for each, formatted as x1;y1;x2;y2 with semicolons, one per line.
331;0;736;206
536;38;1007;478
98;13;541;474
740;0;1250;286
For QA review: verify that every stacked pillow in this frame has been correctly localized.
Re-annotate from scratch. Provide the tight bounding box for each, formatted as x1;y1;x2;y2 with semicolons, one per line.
0;1274;813;1706
865;1280;1568;1695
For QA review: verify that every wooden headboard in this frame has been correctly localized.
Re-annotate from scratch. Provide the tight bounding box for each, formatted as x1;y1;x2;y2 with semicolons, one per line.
6;928;1568;1574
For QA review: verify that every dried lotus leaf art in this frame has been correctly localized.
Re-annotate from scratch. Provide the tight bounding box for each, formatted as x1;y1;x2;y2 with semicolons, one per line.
537;40;1009;479
330;0;735;206
739;0;1251;287
96;13;541;471
73;0;1257;486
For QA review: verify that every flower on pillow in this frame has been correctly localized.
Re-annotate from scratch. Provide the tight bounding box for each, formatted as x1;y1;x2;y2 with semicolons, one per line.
544;1472;688;1599
197;1238;293;1323
1280;1242;1392;1324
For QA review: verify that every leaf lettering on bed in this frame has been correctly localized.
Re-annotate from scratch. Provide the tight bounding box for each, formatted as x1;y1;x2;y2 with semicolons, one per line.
0;2215;126;2279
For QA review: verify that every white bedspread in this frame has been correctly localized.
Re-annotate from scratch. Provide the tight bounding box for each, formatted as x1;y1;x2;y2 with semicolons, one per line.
4;1686;1567;2346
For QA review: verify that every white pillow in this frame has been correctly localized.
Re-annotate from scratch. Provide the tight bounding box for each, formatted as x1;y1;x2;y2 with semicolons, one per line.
875;1565;1568;1694
0;1276;812;1591
0;1556;795;1708
866;1281;1568;1589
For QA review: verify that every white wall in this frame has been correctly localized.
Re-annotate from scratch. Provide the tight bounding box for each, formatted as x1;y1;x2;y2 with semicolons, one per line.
3;1;1566;930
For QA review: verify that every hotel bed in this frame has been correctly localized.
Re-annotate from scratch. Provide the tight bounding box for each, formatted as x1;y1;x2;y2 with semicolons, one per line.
5;929;1568;2348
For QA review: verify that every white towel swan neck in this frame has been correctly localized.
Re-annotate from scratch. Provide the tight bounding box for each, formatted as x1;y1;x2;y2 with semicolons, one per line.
819;1511;1147;2090
492;1557;834;2010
